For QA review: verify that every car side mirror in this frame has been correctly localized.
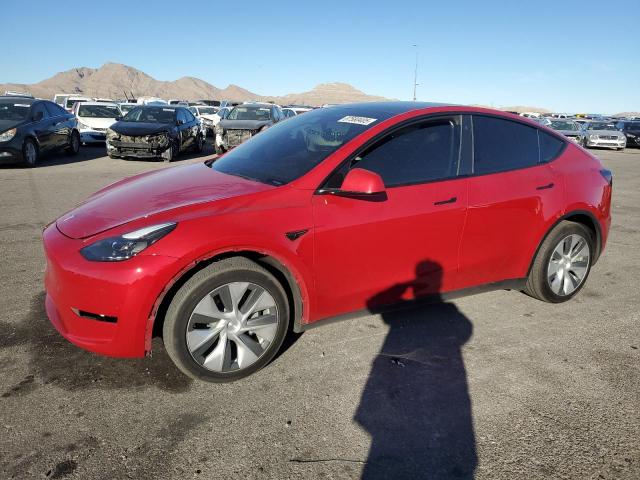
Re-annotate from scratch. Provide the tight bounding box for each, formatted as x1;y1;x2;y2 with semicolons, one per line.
336;168;386;199
33;111;44;122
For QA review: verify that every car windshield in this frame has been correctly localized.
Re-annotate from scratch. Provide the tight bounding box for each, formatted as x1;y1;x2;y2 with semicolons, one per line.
623;122;640;130
78;104;120;118
123;107;175;123
587;123;617;131
0;102;31;121
211;107;387;186
120;104;136;113
550;121;578;131
197;107;217;115
227;106;272;121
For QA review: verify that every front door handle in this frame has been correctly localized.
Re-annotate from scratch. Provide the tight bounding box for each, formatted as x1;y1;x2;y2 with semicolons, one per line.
536;182;555;190
434;196;457;206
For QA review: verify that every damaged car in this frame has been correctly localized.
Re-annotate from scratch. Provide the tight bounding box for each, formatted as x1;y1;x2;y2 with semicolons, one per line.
214;103;284;154
106;105;204;161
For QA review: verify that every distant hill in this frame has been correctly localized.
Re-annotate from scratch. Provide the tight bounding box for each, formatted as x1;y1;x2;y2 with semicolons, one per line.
0;63;388;106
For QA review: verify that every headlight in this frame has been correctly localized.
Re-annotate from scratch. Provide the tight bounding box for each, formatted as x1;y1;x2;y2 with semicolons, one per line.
80;222;176;261
627;133;636;138
203;118;213;125
106;128;118;140
78;121;90;130
589;134;599;140
145;133;169;148
0;128;17;142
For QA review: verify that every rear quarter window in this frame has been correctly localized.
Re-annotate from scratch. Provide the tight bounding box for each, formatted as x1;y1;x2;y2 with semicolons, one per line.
539;131;565;163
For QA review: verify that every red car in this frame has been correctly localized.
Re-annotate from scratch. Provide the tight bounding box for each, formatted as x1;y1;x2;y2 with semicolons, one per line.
43;103;612;382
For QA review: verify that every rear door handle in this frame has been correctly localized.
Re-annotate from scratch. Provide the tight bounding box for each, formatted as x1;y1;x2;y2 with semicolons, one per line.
434;196;457;206
536;182;555;190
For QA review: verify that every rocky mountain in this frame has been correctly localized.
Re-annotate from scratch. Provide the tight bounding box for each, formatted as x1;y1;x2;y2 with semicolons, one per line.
0;63;387;106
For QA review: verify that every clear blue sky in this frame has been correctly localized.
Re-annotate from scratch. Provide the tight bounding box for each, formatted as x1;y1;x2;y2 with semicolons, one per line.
1;0;638;113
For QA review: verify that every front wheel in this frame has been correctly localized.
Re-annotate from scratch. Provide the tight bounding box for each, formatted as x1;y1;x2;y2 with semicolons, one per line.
524;221;593;303
162;142;178;162
194;133;204;153
163;257;290;382
65;130;80;156
22;138;39;167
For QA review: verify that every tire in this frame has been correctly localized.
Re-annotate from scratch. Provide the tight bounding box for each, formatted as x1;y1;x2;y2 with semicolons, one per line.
162;141;178;162
65;130;80;156
524;221;594;303
22;138;39;167
163;257;290;382
194;133;204;153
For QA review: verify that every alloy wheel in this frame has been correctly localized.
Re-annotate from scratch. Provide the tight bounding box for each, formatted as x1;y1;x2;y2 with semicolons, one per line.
186;282;280;372
547;234;590;296
24;141;37;165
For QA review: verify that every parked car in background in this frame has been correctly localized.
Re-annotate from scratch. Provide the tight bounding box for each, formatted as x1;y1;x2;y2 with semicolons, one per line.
118;103;138;116
582;121;626;150
65;96;91;112
189;105;220;137
74;102;122;144
106;105;204;161
214;103;284;153
197;100;221;107
42;102;612;382
0;96;80;166
548;119;586;145
53;93;71;108
616;120;640;148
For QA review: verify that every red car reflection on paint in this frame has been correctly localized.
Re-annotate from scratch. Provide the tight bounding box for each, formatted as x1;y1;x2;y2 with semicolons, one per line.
43;103;612;382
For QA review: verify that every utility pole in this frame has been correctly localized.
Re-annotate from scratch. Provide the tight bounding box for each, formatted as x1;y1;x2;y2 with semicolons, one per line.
412;44;419;101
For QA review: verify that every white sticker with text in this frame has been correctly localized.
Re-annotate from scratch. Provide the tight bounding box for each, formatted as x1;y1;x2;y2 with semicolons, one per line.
337;116;377;126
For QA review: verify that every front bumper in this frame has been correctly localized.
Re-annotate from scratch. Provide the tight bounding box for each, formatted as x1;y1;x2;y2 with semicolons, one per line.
0;136;24;163
80;129;106;143
585;138;626;149
43;223;180;358
107;140;168;158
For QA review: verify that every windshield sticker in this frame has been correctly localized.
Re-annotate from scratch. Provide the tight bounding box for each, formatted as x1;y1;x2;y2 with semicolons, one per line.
162;108;174;112
338;116;377;126
259;108;270;111
14;104;30;108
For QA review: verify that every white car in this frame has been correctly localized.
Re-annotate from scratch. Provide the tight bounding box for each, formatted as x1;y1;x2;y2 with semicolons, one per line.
118;102;138;116
74;102;122;144
65;96;91;112
53;93;71;108
189;105;220;137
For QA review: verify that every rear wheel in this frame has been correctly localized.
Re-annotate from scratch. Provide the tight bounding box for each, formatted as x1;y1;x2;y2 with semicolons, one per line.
524;221;593;303
163;257;290;382
22;138;39;167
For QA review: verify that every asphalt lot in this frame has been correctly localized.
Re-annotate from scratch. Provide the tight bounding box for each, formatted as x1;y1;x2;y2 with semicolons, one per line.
0;143;638;480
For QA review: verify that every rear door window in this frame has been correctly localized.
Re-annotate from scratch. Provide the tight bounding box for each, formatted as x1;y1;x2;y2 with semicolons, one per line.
472;116;539;174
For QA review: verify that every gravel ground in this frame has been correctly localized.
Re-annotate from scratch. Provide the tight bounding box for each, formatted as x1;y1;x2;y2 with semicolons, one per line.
0;143;638;480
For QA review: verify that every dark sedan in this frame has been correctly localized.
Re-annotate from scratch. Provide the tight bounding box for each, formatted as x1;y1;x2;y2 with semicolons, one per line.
106;105;204;161
0;97;80;167
214;103;284;154
616;120;640;148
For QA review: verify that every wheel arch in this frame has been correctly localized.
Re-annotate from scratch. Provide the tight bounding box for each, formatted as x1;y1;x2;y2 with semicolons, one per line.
146;249;307;353
527;209;602;277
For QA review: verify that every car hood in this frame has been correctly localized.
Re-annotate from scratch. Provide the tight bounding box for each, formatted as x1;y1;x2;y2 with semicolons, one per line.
78;117;118;129
0;119;24;132
56;162;275;239
110;121;173;136
219;119;271;130
200;114;219;122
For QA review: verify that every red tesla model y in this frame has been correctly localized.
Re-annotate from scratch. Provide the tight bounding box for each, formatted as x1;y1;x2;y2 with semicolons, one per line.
43;103;612;382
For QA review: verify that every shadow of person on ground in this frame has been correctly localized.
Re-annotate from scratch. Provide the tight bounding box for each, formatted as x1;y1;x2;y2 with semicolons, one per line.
355;260;477;479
